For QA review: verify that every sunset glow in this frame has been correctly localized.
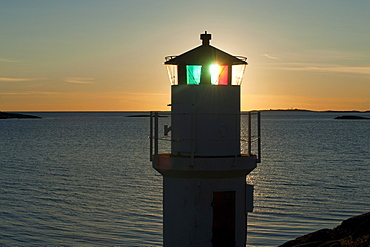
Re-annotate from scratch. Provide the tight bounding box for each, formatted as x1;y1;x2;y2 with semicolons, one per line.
1;1;370;111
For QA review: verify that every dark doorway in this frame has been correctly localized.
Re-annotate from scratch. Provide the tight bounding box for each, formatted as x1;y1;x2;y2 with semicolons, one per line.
212;191;236;247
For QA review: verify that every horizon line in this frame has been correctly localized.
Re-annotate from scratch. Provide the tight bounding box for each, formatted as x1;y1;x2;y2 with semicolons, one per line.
2;109;370;113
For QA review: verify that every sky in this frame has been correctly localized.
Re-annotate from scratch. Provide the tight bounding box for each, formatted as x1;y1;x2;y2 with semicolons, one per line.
1;0;370;111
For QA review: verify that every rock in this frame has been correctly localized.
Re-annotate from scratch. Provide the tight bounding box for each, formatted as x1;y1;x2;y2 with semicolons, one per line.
279;212;370;247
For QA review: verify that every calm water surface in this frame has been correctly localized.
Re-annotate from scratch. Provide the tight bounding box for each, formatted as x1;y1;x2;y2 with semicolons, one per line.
0;111;369;246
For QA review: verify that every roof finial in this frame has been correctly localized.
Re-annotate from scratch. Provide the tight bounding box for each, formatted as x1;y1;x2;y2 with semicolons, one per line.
200;31;211;46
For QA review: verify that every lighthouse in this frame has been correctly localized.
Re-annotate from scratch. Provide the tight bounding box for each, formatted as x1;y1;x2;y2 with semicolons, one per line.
150;32;260;247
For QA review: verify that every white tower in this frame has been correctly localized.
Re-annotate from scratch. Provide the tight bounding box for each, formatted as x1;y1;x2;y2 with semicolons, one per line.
151;32;259;247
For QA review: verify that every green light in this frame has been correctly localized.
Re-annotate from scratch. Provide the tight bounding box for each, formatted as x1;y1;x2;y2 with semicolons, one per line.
186;65;201;85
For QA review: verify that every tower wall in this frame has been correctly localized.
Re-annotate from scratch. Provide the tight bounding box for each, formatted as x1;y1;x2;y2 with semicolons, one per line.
171;85;240;157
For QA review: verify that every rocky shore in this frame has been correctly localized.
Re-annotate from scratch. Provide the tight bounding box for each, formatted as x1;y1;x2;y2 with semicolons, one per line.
279;212;370;247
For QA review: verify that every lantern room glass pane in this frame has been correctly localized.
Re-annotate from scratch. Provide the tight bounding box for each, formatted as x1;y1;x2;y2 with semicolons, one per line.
166;65;178;85
211;65;229;85
186;65;201;85
218;65;229;85
210;65;229;85
231;64;246;85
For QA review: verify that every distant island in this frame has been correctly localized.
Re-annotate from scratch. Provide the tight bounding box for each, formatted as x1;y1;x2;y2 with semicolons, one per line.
0;112;41;119
126;114;168;117
257;109;370;113
257;109;313;112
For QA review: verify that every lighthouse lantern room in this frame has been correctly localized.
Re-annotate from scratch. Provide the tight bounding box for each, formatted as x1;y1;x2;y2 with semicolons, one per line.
150;32;260;247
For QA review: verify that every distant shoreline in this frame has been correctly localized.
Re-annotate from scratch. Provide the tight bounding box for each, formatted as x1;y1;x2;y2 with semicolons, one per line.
0;112;41;119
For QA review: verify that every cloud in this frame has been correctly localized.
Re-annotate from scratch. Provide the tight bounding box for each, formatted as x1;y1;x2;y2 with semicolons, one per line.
64;77;95;83
0;77;41;82
0;58;19;63
282;66;370;75
263;53;280;60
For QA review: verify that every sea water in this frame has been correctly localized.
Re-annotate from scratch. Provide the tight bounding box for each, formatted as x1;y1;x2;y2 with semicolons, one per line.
0;111;369;246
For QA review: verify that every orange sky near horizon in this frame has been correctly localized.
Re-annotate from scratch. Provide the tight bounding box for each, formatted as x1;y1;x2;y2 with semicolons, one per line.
1;1;370;112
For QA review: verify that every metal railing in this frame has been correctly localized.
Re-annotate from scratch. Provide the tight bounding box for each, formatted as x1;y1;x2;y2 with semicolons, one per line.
150;111;261;163
245;111;261;163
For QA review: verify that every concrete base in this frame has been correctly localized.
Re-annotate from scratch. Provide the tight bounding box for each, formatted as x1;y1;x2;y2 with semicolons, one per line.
153;154;256;247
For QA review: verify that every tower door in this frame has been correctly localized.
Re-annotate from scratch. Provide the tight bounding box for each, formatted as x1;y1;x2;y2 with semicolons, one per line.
212;191;236;247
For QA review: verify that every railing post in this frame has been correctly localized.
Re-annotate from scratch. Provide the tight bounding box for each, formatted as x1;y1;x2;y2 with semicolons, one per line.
257;111;261;163
154;112;159;162
150;111;153;161
248;111;252;155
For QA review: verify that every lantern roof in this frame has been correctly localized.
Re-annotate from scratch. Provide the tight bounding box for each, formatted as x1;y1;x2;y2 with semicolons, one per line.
165;32;247;66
